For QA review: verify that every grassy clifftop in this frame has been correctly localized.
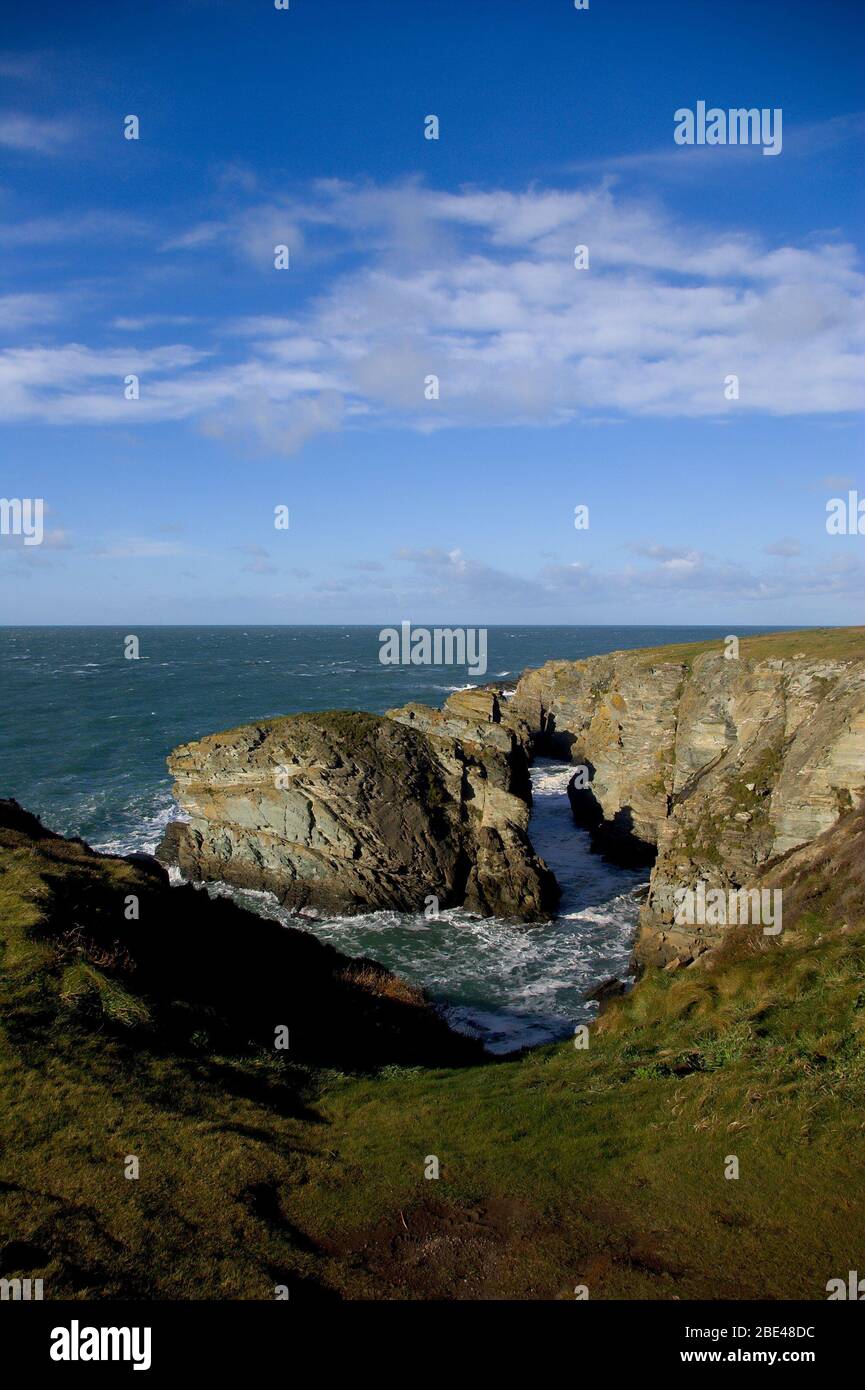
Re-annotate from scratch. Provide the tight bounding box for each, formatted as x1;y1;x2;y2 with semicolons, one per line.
626;625;865;668
2;797;864;1299
0;800;477;1299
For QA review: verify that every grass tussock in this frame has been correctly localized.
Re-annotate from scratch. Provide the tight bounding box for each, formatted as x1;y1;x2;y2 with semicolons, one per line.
339;962;427;1007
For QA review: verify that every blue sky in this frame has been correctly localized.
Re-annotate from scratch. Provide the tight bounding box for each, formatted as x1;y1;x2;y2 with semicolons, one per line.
1;0;863;624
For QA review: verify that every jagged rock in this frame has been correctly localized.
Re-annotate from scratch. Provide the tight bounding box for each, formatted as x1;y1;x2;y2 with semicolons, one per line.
511;634;865;967
513;653;680;864
0;799;481;1070
584;976;627;1013
159;699;558;921
158;630;865;957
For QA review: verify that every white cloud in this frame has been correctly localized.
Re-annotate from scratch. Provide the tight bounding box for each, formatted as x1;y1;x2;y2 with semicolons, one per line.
162;201;308;267
0;112;76;153
0;211;148;247
264;540;865;619
0;343;208;423
200;388;345;457
0;293;63;330
2;179;864;448
391;544;865;610
112;314;197;331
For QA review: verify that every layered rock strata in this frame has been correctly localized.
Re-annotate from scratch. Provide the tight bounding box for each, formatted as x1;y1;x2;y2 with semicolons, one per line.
0;798;481;1070
159;631;865;963
159;694;558;921
510;637;865;967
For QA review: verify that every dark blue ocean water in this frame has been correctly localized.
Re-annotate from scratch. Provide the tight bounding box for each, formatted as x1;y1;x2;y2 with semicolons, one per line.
0;624;778;1049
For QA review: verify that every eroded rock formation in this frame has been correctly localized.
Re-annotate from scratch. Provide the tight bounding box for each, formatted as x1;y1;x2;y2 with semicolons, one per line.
158;630;865;962
510;633;865;967
158;695;558;921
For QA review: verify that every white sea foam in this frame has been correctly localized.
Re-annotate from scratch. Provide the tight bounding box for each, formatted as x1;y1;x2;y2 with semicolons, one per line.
178;758;647;1054
92;795;186;857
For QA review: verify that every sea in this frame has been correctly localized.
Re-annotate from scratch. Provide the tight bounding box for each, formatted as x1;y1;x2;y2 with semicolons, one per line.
0;624;778;1052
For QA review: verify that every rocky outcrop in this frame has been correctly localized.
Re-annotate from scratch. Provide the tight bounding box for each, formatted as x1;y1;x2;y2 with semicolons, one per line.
0;798;481;1068
510;632;865;968
157;629;865;958
159;695;558;921
512;652;681;864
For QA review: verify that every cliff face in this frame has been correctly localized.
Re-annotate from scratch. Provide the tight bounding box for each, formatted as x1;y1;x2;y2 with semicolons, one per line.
159;694;558;921
0;798;480;1070
510;631;865;968
159;629;864;958
512;652;681;863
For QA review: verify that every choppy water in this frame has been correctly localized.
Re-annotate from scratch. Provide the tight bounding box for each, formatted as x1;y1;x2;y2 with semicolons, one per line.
0;624;773;1051
218;759;647;1053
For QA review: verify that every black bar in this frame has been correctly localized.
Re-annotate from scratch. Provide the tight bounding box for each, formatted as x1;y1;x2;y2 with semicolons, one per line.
2;1299;859;1375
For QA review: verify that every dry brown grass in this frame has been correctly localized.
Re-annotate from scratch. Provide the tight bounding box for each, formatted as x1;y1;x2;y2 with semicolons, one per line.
340;962;427;1007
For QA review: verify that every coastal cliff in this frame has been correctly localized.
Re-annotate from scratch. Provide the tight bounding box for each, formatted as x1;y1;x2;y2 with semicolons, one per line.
0;797;478;1071
158;629;865;968
158;692;558;921
4;635;865;1301
510;628;865;967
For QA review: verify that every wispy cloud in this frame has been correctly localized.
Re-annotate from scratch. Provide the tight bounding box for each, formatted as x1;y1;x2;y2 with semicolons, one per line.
274;540;865;617
0;210;148;248
390;543;865;610
819;473;856;491
0;293;64;330
0;111;77;153
112;314;197;332
2;179;864;449
764;537;802;557
236;543;276;575
565;112;865;181
201;389;345;458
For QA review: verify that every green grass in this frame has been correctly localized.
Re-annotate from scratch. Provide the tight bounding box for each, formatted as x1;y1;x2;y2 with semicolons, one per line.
3;787;865;1299
0;805;476;1299
10;867;858;1299
625;625;865;669
279;914;865;1299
